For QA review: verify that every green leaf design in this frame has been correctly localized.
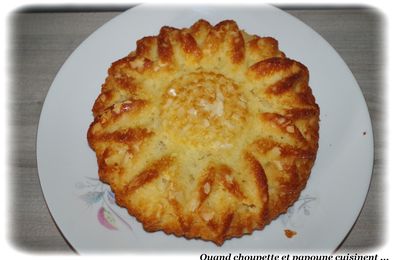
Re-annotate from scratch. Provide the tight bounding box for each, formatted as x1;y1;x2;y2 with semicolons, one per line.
79;191;104;205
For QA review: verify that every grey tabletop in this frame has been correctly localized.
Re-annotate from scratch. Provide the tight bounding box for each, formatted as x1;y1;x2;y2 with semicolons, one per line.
9;6;384;254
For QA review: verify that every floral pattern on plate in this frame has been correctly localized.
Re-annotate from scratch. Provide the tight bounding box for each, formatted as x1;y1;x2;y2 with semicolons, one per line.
280;194;317;230
76;177;133;231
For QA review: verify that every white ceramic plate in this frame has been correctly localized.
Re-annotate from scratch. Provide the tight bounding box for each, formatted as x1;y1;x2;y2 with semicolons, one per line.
37;4;374;253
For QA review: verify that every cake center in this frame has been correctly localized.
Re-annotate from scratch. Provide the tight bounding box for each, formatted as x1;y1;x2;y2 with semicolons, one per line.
160;72;248;149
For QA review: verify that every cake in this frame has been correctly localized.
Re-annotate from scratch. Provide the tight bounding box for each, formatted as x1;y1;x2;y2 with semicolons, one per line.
87;19;319;245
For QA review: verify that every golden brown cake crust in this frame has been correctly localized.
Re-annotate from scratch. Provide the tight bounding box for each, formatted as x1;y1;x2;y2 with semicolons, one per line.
87;19;319;245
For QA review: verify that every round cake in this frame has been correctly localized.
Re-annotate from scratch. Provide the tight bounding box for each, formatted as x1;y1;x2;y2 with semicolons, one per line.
87;19;319;245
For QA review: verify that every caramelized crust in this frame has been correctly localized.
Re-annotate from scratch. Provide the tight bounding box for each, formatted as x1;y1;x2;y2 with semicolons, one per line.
87;19;319;245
